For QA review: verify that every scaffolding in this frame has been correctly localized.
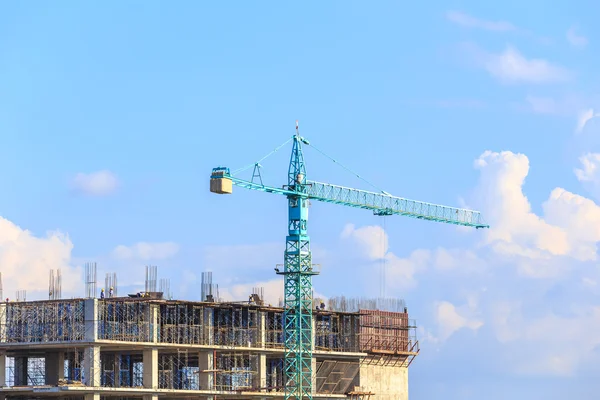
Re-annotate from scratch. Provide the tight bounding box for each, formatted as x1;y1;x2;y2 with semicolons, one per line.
158;350;199;390
1;300;86;343
213;306;259;348
214;352;258;391
97;300;154;342
264;310;284;349
158;303;210;345
314;312;360;352
100;352;144;388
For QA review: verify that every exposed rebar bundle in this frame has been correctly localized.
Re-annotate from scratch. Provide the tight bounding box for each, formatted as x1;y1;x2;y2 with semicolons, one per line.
104;272;118;298
201;271;220;302
84;262;97;298
49;269;62;300
159;278;172;300
145;265;157;293
327;296;406;313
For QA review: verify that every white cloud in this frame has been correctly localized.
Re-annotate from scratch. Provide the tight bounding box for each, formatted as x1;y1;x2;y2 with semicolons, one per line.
434;300;483;342
480;46;571;84
0;216;81;297
490;301;600;376
71;170;119;196
341;223;388;260
473;151;570;261
446;11;517;32
112;241;180;260
575;153;600;182
574;154;600;201
575;108;600;133
567;26;588;48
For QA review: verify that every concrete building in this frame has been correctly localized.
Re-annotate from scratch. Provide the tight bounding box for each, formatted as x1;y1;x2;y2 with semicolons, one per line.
0;294;418;400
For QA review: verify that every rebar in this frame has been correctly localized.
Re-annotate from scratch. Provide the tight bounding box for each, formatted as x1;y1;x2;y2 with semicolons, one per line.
145;266;157;293
84;262;97;299
104;272;118;298
159;278;171;300
327;296;406;313
49;269;62;300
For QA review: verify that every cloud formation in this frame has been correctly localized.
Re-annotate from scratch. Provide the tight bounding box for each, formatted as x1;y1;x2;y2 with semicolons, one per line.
575;108;599;133
434;300;483;342
112;241;180;260
566;26;588;48
446;11;517;32
342;149;600;377
0;216;80;296
478;46;571;84
71;170;119;196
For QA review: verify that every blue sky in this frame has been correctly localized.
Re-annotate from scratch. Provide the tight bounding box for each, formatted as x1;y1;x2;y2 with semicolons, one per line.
1;1;600;399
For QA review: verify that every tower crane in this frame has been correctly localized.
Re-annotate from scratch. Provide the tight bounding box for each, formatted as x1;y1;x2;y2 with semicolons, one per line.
210;122;489;400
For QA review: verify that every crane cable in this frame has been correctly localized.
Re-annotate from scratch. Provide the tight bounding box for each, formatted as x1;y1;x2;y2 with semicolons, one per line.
307;143;389;195
231;137;293;176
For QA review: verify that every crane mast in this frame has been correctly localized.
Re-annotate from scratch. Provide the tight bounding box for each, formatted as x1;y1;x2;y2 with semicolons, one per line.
278;123;317;399
209;122;489;399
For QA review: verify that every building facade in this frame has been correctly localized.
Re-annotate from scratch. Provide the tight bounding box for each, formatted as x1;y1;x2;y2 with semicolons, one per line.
0;297;418;400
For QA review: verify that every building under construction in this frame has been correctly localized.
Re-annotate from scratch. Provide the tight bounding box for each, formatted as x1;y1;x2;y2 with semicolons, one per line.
0;268;418;400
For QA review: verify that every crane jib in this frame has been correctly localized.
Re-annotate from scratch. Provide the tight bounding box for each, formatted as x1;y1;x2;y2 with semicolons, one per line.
209;129;488;400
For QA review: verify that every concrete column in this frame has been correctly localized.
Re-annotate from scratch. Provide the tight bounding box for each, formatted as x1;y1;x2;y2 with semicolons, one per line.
311;357;317;395
0;303;7;343
311;318;315;351
150;305;159;343
0;353;6;386
257;354;266;390
143;348;158;390
84;394;100;400
198;350;213;391
204;307;214;345
83;346;100;387
84;299;98;342
259;312;266;348
44;352;65;385
14;356;27;386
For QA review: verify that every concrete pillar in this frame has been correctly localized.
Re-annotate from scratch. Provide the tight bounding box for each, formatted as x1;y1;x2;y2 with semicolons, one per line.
0;353;6;386
0;303;7;342
198;350;213;391
143;348;158;390
44;352;65;385
150;305;159;343
259;312;266;348
84;299;98;342
311;318;315;351
84;394;100;400
83;346;100;387
257;353;266;390
311;357;317;395
14;356;27;386
204;307;214;345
